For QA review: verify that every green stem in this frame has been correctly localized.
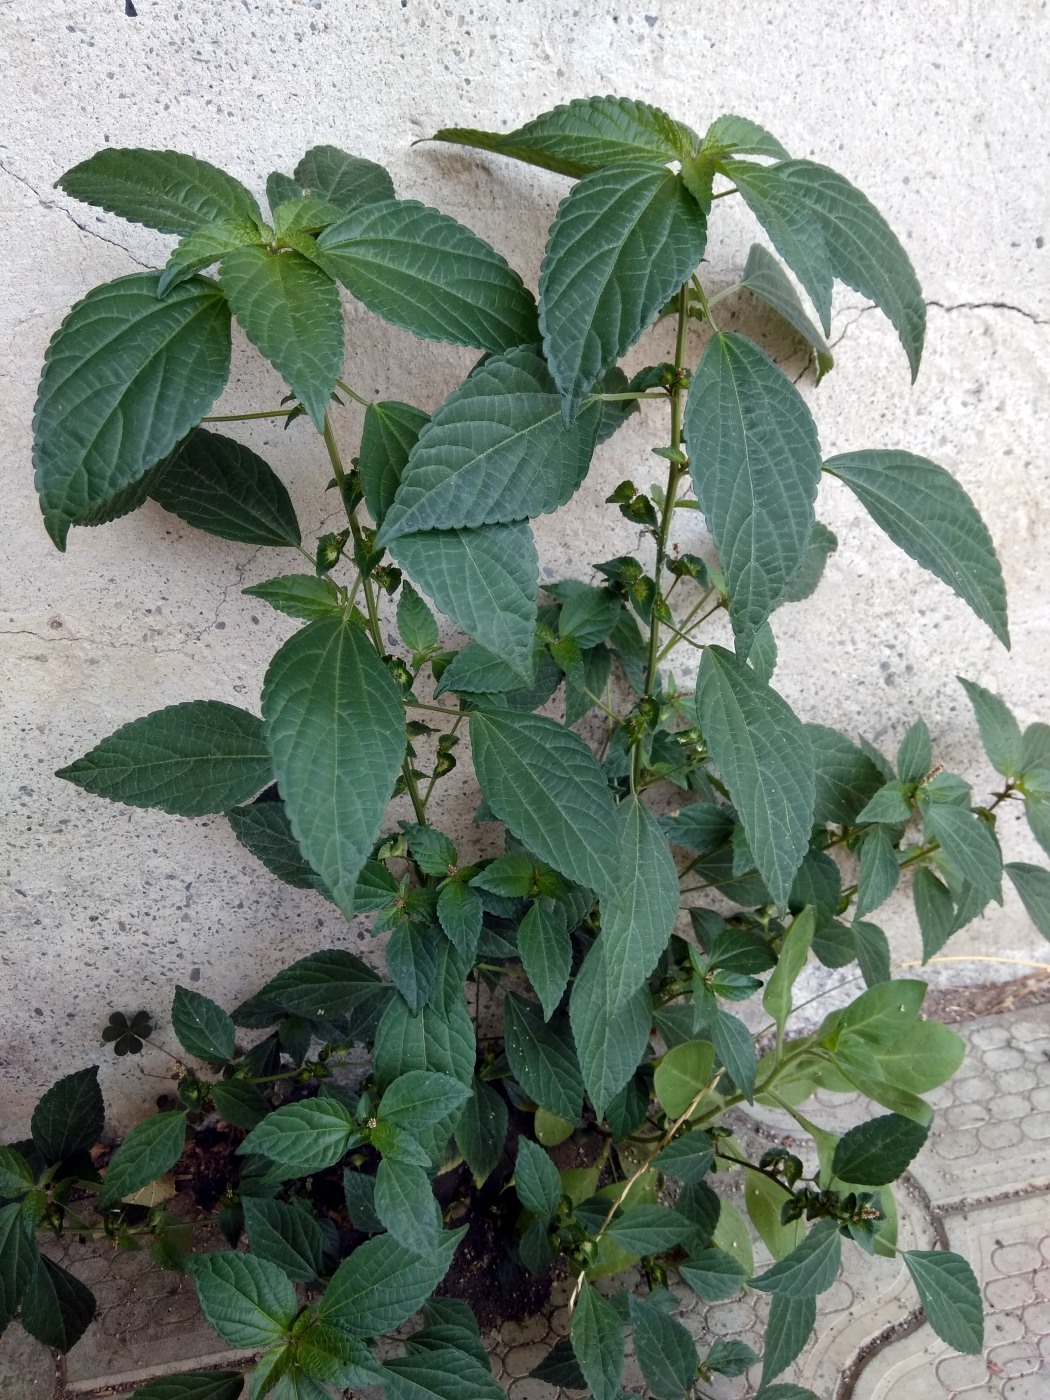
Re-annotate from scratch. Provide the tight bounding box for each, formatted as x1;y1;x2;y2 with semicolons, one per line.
593;390;668;402
202;408;297;422
322;413;427;825
335;378;374;408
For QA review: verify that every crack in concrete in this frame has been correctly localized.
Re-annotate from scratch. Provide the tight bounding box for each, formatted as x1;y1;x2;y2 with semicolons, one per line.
0;158;151;269
190;546;265;642
927;297;1049;326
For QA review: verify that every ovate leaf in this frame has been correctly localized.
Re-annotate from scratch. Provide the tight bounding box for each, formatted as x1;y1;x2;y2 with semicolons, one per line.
315;200;537;352
503;995;584;1123
628;1293;698;1400
359;400;430;529
158;221;261;295
378;348;601;541
514;1137;563;1220
958;678;1021;777
57;701;271;817
98;1112;187;1208
31;1065;104;1163
518;901;572;1020
540;164;707;417
318;1229;464;1338
151;428;301;546
703;115;789;160
921;802;1002;905
598;795;680;1004
382;1345;503;1400
388;523;538;677
244;575;343;623
832;1114;929;1186
470;708;619;893
1005;862;1050;941
761;1293;816;1385
432;96;696;178
378;1070;472;1132
242;1197;325;1283
903;1250;984;1354
570;940;652;1118
570;1282;624;1400
238;1099;359;1176
685;333;822;648
454;1078;508;1186
129;1376;245;1400
724;158;925;377
58;148;263;235
748;1219;842;1296
855;829;900;919
695;646;815;908
228;800;329;893
34;272;231;548
374;1159;442;1255
19;1256;96;1352
825;450;1008;646
261;617;407;919
293;146;395;213
740;243;833;379
185;1251;297;1348
220;245;342;431
172;985;236;1062
0;1204;39;1330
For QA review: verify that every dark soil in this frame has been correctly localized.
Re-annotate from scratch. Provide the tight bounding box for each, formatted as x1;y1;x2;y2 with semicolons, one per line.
921;971;1050;1023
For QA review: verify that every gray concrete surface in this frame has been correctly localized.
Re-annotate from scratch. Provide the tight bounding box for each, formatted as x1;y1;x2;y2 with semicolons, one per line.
0;1004;1046;1397
1;0;1049;1134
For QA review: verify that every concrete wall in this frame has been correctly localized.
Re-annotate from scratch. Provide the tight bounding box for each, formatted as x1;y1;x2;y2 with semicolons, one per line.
2;0;1048;1134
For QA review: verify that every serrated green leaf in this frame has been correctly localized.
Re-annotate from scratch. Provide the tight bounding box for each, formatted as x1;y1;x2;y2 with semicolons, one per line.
514;1137;562;1219
0;1147;33;1199
0;1203;39;1330
374;1158;442;1255
19;1255;95;1353
212;1079;270;1130
316;199;537;352
470;708;618;893
540;164;706;418
503;995;583;1122
680;1246;747;1301
570;1282;624;1400
922;802;1002;905
571;940;652;1120
186;1251;297;1347
1005;862;1050;941
378;348;601;542
832;1113;928;1186
706;1337;759;1378
518;901;572;1020
435;640;559;708
129;1376;246;1400
262;617;406;920
243;1197;325;1283
378;1070;471;1132
397;582;440;656
58;701;270;818
389;522;538;677
607;1204;693;1256
825;450;1008;645
31;1066;104;1164
437;882;483;964
432;96;696;178
695;647;814;908
806;724;884;825
359;400;430;529
739;243;833;379
244;574;343;622
903;1250;984;1354
59;147;263;235
897;718;932;783
659;802;734;854
386;923;439;1016
685;333;822;647
33;272;231;548
549;579;623;648
272;195;346;238
654;1042;716;1119
724;158;925;377
749;1219;842;1296
711;1007;758;1101
99;1112;187;1208
158;221;261;295
781;522;838;603
172;985;236;1062
382;1344;503;1400
763;907;815;1042
151;428;301;546
227;800;329;893
220;244;342;431
294;146;394;213
239;1099;359;1176
852;919;892;987
855;829;900;919
599;795;680;1005
318;1228;464;1338
761;1293;817;1386
856;780;913;825
703;115;789;160
628;1293;697;1400
958;678;1021;777
454;1078;508;1186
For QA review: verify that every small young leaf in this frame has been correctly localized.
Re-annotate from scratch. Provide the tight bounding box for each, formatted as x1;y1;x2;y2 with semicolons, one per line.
921;803;1002;906
262;617;407;920
397;582;440;656
711;1008;758;1101
171;986;236;1062
186;1251;297;1348
58;148;263;236
31;1065;104;1164
607;1204;693;1256
211;1080;270;1130
570;1282;624;1400
504;995;584;1123
705;1337;760;1378
653;1131;714;1184
386;923;439;1016
238;1099;359;1176
34;273;231;548
540;164;707;417
903;1250;984;1354
98;1112;187;1208
151;428;301;546
437;881;484;964
293;146;395;213
824;450;1008;647
0;1148;34;1199
57;701;271;818
317;1229;464;1338
832;1113;929;1186
315;199;538;353
703;114;789;160
514;1137;563;1220
856;780;913;825
807;724;885;825
695;647;815;909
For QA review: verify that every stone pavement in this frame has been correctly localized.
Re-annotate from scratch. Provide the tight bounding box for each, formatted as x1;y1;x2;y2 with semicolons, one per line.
0;1005;1047;1399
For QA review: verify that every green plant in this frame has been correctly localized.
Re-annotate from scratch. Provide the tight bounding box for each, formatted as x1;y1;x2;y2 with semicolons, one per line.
8;95;1050;1397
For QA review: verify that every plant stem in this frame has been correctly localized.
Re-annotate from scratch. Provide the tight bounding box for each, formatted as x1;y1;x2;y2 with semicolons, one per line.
322;412;427;825
335;378;374;408
202;408;297;422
